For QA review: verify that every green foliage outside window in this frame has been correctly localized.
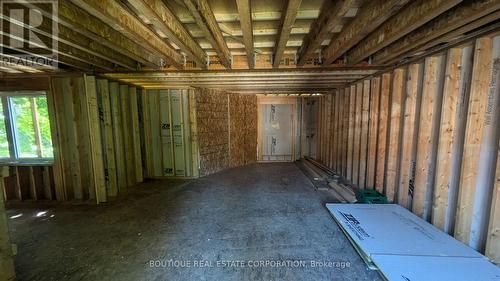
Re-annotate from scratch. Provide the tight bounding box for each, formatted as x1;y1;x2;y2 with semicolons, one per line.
0;93;53;161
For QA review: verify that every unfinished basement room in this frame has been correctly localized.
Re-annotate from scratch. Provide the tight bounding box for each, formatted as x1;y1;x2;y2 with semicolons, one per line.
1;0;500;280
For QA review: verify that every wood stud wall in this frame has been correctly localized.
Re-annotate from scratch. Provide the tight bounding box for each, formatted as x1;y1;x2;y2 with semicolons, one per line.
317;34;500;263
1;75;144;203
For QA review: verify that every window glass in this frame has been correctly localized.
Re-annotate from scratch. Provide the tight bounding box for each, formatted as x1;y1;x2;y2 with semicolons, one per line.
0;99;9;158
11;96;38;158
35;96;53;158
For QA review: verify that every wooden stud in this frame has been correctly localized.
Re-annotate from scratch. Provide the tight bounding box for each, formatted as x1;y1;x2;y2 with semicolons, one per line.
366;77;381;189
97;79;118;197
346;85;356;182
467;35;500;251
342;88;350;178
352;83;363;186
84;75;107;203
46;79;65;200
0;166;15;281
129;87;143;183
120;85;135;186
412;55;446;220
431;47;471;231
486;128;500;263
375;74;391;193
398;62;424;209
148;90;163;177
359;80;371;189
109;82;127;191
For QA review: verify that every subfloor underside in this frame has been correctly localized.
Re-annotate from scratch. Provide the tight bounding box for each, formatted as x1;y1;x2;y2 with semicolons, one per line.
6;163;381;281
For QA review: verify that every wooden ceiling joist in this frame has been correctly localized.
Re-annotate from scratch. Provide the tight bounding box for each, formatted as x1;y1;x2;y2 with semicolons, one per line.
235;0;255;69
372;0;500;65
183;0;232;69
127;0;207;68
322;0;411;66
296;0;360;67
346;0;463;65
57;0;159;69
273;0;302;68
69;0;184;69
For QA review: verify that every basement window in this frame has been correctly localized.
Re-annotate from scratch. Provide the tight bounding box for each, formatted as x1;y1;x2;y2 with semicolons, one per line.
0;92;54;163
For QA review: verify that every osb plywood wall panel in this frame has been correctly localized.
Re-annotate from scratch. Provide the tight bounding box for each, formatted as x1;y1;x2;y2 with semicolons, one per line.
229;94;257;167
196;89;230;176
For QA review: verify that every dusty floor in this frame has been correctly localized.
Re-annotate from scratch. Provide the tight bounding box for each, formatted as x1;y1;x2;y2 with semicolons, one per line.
6;163;381;281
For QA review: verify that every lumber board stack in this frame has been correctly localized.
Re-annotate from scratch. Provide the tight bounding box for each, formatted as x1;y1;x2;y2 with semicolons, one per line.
317;34;500;263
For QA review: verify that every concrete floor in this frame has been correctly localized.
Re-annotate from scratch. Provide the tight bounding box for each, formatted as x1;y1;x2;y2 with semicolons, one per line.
6;163;381;281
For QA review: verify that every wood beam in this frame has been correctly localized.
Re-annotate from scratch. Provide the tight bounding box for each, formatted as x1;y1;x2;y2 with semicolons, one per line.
127;0;207;68
235;0;255;69
347;0;462;65
69;0;183;69
373;0;500;65
273;0;302;68
183;0;231;69
322;0;411;66
297;0;360;67
56;0;159;68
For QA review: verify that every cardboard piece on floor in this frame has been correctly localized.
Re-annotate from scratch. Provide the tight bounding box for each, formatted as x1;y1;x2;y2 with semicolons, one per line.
325;204;483;258
371;254;500;281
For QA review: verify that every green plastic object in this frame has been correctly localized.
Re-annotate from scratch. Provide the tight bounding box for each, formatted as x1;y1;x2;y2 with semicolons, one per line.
355;189;388;204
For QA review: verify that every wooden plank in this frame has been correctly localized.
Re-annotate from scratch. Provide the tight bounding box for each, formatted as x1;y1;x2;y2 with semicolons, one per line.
398;62;424;209
412;55;446;220
84;75;107;203
385;68;406;202
375;74;391;193
70;0;183;68
431;48;470;231
188;90;199;178
159;90;174;176
235;0;254;69
296;0;360;66
129;87;143;183
366;77;381;189
57;0;159;68
346;85;356;182
273;0;302;68
352;83;363;186
127;0;206;67
141;89;153;177
342;87;350;178
347;0;462;65
455;37;495;245
330;91;338;170
373;0;500;65
322;0;411;65
120;85;135;186
468;35;500;251
72;76;94;200
359;80;371;189
97;79;118;197
109;82;127;191
46;79;65;200
183;0;231;68
147;90;163;176
42;166;53;200
486;130;500;263
0;166;15;281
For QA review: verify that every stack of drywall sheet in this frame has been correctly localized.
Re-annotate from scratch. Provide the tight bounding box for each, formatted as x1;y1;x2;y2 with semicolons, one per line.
325;204;500;281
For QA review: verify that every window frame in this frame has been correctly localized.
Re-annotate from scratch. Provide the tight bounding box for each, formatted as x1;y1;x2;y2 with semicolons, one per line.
0;91;54;164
